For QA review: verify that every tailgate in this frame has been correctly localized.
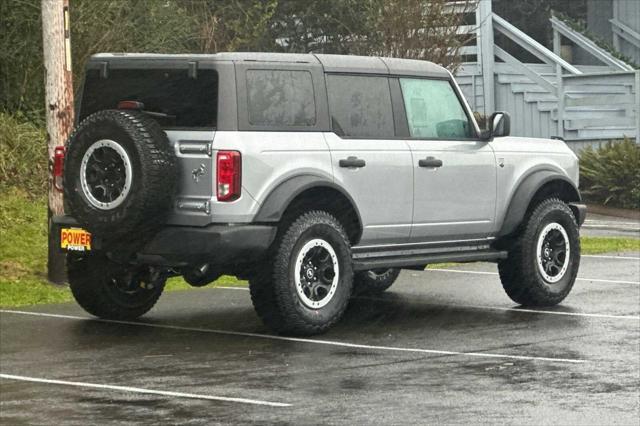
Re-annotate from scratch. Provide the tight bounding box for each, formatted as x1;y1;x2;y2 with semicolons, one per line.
164;130;216;226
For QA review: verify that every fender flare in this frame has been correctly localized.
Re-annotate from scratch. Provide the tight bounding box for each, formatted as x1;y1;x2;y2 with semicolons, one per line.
498;170;581;237
253;175;363;228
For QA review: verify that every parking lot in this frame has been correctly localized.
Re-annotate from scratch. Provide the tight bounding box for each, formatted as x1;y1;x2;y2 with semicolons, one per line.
1;251;639;424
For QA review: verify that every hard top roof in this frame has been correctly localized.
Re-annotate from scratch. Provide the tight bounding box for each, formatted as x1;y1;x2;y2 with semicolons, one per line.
90;52;451;78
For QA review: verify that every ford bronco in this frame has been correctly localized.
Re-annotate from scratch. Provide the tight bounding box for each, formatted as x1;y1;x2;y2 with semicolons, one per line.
53;52;586;336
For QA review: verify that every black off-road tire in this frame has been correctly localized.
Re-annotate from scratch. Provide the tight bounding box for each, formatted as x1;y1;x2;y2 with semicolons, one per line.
498;198;580;306
249;211;354;336
249;264;287;333
354;268;401;294
64;110;176;242
68;253;165;320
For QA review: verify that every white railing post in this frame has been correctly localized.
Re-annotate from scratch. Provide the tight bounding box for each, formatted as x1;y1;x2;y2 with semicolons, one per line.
553;28;564;138
612;0;621;51
477;0;495;114
636;70;640;145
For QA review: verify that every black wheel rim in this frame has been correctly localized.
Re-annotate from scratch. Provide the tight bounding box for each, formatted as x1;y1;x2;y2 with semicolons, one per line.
536;222;570;283
80;139;132;210
86;147;126;203
295;239;339;309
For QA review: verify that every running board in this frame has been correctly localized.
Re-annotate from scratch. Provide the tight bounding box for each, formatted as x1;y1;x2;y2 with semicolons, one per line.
352;249;508;271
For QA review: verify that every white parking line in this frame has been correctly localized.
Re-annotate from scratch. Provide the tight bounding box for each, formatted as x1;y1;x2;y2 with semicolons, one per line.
0;310;586;364
426;268;640;285
216;286;250;291
582;225;639;230
584;220;639;226
583;254;640;260
215;287;639;321
0;373;291;407
354;295;639;321
216;287;639;321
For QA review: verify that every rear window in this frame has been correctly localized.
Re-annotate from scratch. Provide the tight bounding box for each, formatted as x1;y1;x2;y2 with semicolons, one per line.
246;69;316;127
80;68;218;128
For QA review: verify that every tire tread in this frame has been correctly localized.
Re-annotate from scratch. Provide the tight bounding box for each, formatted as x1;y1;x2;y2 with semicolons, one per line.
498;198;580;306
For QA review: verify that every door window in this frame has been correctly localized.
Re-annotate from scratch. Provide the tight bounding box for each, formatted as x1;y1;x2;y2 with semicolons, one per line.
399;78;473;139
326;75;394;138
246;69;316;126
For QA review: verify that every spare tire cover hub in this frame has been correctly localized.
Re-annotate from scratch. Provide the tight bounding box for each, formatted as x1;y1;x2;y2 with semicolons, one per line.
79;139;133;210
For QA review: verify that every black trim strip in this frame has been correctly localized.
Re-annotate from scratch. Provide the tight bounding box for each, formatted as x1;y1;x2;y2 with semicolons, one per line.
352;238;493;254
353;244;491;260
353;250;508;271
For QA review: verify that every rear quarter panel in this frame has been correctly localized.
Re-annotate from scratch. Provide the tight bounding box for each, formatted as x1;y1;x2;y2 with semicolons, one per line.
207;131;333;223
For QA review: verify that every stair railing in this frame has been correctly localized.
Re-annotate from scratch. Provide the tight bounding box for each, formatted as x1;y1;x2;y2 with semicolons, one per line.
550;15;634;71
492;13;584;138
492;13;581;75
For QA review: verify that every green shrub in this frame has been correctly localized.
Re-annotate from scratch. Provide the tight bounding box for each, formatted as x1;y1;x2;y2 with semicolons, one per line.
579;138;640;209
0;112;47;196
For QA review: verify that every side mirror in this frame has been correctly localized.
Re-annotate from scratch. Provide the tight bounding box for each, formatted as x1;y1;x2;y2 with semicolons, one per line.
489;112;510;138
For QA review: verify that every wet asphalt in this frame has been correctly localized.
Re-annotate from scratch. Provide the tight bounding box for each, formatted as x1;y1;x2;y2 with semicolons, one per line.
1;250;639;425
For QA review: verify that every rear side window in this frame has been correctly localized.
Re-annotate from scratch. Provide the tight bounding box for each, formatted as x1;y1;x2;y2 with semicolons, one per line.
246;70;316;127
399;78;472;139
80;68;218;128
326;75;394;139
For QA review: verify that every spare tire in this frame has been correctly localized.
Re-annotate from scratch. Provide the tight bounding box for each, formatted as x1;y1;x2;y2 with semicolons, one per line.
64;110;177;242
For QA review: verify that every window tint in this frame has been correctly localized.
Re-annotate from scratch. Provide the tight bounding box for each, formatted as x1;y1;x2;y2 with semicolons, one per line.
400;78;472;139
246;70;316;127
326;75;394;138
80;68;218;128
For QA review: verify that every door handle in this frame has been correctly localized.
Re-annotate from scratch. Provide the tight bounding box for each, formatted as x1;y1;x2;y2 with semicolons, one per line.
418;156;443;168
339;156;366;168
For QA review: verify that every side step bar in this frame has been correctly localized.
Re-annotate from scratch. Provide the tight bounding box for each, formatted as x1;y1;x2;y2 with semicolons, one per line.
352;250;508;271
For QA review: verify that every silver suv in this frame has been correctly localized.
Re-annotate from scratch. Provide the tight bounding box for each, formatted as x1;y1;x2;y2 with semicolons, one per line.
55;52;586;335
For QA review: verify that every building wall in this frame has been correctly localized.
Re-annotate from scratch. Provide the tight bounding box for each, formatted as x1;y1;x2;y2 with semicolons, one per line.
587;0;613;43
614;0;640;64
585;0;640;65
615;0;640;34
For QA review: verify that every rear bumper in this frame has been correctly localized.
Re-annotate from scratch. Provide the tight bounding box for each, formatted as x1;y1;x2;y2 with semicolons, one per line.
51;216;277;266
142;223;277;265
568;203;587;227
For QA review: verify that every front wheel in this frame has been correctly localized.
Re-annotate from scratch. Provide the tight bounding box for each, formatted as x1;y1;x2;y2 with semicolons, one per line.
68;254;166;320
249;211;353;336
498;198;580;306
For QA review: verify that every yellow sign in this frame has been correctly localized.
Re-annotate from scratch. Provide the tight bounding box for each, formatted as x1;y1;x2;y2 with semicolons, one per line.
60;228;91;251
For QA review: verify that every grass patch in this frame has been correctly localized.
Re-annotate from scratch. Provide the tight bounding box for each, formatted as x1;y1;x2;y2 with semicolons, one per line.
426;263;459;269
580;236;640;255
1;189;637;308
0;113;48;194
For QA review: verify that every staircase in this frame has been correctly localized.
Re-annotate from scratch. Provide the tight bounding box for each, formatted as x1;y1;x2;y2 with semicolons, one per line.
454;4;639;148
492;64;637;141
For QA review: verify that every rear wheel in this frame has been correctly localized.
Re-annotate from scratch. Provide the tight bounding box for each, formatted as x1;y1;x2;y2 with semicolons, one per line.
249;211;353;336
68;253;165;320
498;198;580;306
354;268;400;294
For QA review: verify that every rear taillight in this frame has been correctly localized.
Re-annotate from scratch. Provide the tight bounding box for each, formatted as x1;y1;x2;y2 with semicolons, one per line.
216;150;241;202
53;146;65;192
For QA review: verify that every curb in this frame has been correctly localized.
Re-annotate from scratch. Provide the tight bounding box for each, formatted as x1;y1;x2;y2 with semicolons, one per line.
586;204;640;221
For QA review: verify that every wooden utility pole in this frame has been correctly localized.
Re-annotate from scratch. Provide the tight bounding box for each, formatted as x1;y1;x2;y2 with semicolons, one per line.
42;0;74;284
